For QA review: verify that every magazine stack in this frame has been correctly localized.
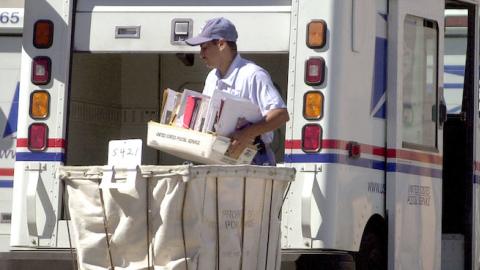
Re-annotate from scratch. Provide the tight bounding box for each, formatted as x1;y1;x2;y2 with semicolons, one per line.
147;88;263;165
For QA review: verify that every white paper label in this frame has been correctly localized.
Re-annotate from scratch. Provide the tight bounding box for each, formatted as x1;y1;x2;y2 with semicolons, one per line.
108;139;142;166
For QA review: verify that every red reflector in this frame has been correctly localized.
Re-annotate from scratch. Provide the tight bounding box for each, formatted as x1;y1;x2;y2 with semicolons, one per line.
305;58;325;86
28;123;48;151
347;141;361;158
33;20;54;49
302;124;322;152
31;56;51;85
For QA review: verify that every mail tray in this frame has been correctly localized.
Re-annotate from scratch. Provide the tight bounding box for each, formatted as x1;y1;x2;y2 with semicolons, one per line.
147;121;257;165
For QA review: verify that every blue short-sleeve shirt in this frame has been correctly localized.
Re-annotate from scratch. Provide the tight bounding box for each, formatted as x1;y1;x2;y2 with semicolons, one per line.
203;54;286;143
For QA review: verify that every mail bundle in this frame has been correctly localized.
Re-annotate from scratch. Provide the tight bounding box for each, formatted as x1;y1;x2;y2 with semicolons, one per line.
147;88;262;164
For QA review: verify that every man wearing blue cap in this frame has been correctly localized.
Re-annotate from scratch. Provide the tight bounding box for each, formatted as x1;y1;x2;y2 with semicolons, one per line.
186;17;289;165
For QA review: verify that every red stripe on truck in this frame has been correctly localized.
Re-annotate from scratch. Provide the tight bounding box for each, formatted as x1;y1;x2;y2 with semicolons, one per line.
0;168;14;176
17;138;66;148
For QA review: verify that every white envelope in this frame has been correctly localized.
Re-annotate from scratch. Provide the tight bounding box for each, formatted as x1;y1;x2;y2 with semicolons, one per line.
211;92;263;137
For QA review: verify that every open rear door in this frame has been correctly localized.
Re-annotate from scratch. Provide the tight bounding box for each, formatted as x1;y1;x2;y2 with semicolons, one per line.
386;1;444;269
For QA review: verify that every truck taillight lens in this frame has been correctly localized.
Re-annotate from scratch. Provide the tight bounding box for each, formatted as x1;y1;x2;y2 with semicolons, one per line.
28;123;48;151
32;56;51;85
305;58;325;85
30;91;50;119
33;20;54;49
307;20;327;49
304;91;324;119
302;124;322;152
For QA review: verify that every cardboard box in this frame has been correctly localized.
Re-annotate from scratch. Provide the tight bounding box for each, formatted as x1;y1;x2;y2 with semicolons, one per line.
147;121;257;165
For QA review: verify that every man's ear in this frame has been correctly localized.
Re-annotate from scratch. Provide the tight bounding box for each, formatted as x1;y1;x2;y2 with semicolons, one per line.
217;39;228;50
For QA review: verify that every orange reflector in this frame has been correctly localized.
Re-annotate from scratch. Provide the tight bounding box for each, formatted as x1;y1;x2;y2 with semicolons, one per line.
28;123;48;151
302;124;322;152
304;91;324;119
34;20;54;49
307;20;327;49
30;91;50;119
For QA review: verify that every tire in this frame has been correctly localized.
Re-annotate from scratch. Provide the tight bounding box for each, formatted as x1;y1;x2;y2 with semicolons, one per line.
296;253;355;270
355;225;387;270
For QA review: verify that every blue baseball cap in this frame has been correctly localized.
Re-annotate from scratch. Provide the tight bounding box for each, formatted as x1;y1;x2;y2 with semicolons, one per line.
185;17;238;46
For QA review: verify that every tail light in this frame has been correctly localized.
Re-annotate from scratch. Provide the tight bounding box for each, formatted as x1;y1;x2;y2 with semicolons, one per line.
307;20;327;49
31;56;51;85
33;20;54;49
30;91;50;119
302;124;322;152
28;123;48;151
305;58;325;85
304;91;324;119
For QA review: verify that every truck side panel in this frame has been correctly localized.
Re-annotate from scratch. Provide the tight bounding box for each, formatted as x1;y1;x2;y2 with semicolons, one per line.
0;6;23;251
0;35;21;251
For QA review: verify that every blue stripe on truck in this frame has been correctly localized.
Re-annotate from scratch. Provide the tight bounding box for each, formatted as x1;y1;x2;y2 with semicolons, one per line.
16;152;64;162
285;153;442;178
0;180;13;188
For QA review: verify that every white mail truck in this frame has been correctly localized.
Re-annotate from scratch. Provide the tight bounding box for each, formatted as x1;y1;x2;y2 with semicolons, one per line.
8;0;480;269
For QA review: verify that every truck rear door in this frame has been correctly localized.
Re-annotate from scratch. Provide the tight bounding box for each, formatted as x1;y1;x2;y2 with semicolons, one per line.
386;0;444;269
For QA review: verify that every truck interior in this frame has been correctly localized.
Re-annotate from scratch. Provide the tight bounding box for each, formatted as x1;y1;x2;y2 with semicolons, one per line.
442;2;475;269
64;53;289;166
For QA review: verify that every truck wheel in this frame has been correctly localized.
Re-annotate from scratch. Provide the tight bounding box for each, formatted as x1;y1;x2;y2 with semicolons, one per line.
355;225;387;270
296;253;354;270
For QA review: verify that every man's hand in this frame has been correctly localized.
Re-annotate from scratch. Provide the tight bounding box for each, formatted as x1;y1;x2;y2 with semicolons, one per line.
227;128;255;159
226;108;289;159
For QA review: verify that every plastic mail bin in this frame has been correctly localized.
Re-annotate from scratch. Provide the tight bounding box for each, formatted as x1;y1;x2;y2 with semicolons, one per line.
60;165;295;270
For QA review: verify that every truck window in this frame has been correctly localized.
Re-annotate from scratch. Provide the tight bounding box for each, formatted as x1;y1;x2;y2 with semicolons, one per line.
402;15;439;151
444;9;467;114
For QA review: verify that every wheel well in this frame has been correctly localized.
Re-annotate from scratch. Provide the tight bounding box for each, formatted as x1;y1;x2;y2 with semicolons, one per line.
354;214;387;270
295;252;355;270
359;214;386;250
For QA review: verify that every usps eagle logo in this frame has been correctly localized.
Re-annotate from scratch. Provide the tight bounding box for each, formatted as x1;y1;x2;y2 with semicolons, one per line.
2;82;19;138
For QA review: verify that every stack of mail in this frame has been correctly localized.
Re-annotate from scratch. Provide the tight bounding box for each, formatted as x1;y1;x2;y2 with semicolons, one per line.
160;88;262;137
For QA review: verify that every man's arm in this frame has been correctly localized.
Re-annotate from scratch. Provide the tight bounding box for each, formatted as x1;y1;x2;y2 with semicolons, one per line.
227;108;289;158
